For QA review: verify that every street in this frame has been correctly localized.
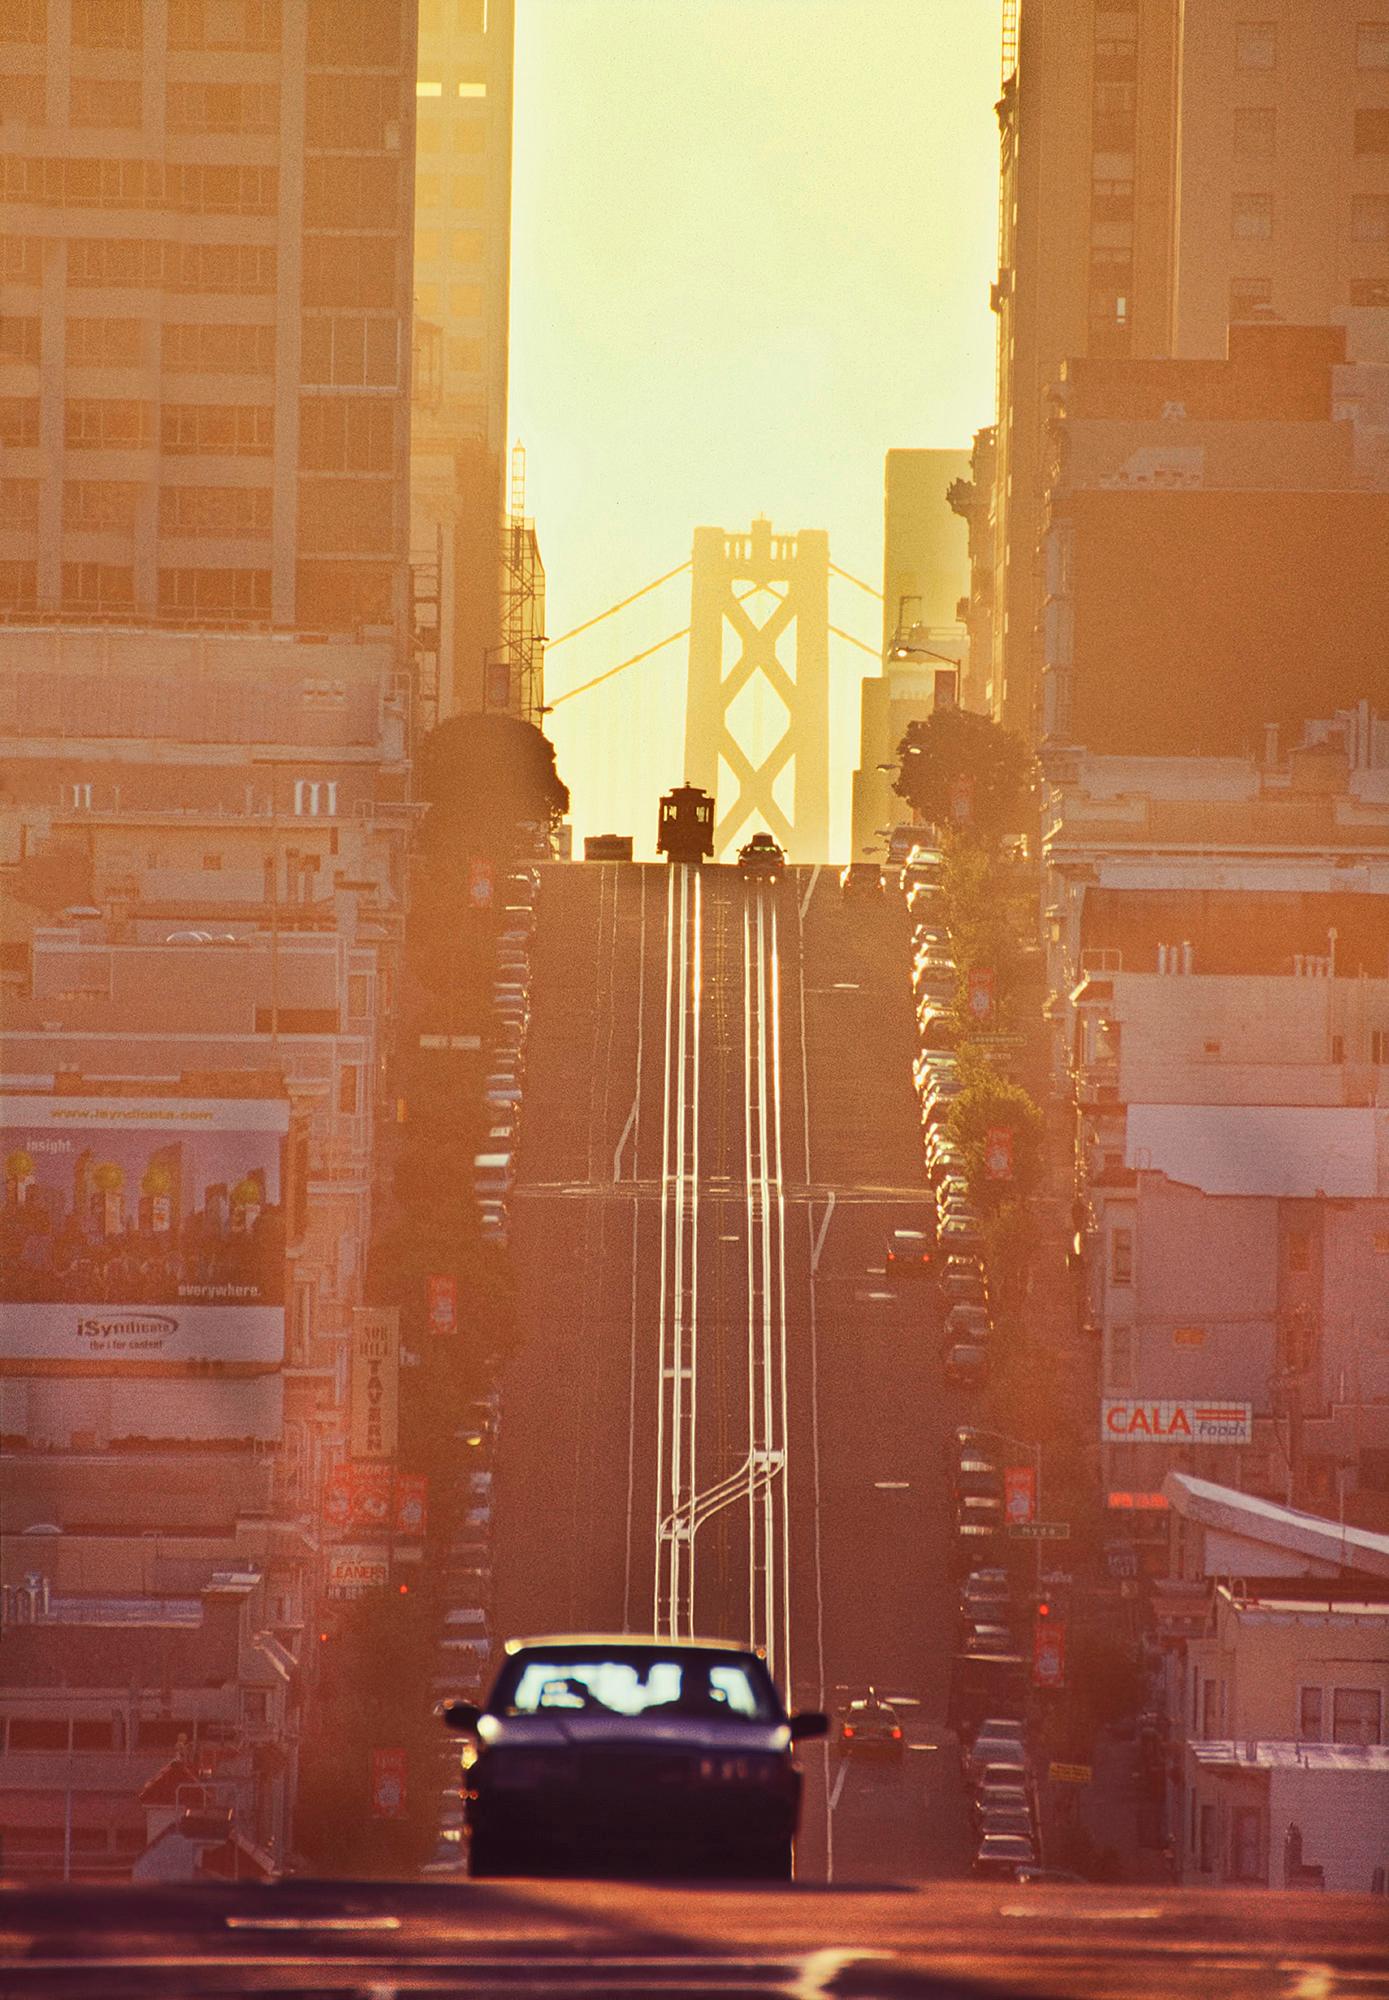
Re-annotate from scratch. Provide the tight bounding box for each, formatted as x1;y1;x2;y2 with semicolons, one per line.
490;862;977;1881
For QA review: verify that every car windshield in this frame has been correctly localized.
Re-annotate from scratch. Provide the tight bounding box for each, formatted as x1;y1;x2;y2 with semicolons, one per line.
493;1649;778;1720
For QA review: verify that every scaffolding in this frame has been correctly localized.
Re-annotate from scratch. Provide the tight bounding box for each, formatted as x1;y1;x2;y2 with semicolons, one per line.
1001;0;1019;83
499;441;546;725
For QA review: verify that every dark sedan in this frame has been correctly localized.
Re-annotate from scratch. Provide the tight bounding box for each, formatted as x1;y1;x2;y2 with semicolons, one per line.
442;1635;826;1880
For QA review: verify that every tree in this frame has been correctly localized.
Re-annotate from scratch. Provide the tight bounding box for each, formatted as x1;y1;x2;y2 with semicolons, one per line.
945;1052;1045;1218
417;711;569;861
894;707;1034;843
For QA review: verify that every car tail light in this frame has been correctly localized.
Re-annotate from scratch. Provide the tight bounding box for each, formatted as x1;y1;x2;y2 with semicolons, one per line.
841;1724;855;1739
891;1727;903;1740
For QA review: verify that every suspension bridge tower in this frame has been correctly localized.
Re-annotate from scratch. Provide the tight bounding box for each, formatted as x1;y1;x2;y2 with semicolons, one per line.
683;518;830;863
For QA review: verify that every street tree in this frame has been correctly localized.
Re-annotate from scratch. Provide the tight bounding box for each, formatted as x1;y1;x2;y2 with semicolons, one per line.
893;706;1034;843
417;711;569;860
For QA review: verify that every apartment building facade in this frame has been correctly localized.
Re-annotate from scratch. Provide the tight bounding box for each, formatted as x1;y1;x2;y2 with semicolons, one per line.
987;0;1389;736
411;0;515;718
1043;722;1389;1516
1;0;417;640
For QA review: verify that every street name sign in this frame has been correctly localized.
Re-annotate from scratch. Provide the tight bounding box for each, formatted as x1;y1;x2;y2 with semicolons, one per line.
1049;1762;1093;1785
1007;1520;1070;1540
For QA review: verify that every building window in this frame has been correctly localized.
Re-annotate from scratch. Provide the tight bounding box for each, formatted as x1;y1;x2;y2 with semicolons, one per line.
168;0;281;50
293;778;338;815
1230;276;1272;322
295;560;393;628
451;121;487;155
338;1065;359;1115
301;236;397;311
304;73;402;149
447;335;483;375
0;559;38;606
162;322;275;375
71;0;141;47
297;478;394;555
66;781;93;808
167;80;279;134
300;315;399;389
305;0;400;62
459;0;487;28
1236;22;1276;69
1299;1686;1324;1739
159;404;273;456
66;316;142;365
61;563;134;609
1110;1227;1134;1286
7;1717;70;1751
458;80;486;97
298;399;395;472
0;396;40;446
156;567;271;617
1350;277;1389;307
1198;1801;1216;1871
1286;1229;1311;1273
0;477;39;528
448;281;483;320
302;155;400;232
1233;194;1273;239
452;173;485;209
1372;1028;1389;1064
68;77;142;126
64;480;140;529
1201;1677;1218;1736
0;315;40;365
1233;106;1275;158
3;236;43;287
158;484;272;537
1354;196;1389;243
65;399;156;450
1231;1807;1263;1883
0;0;48;42
1358;22;1389;68
1333;1688;1382;1746
1356;108;1389;155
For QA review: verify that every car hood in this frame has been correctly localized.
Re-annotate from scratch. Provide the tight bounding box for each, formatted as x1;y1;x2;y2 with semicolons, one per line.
479;1714;791;1754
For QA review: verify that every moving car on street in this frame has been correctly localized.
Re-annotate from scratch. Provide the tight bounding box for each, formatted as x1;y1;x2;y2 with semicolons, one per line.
836;1689;906;1755
737;832;786;882
442;1634;827;1879
885;1225;935;1280
839;861;884;899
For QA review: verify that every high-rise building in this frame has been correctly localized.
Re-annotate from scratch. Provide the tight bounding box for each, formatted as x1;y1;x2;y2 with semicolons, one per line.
411;0;515;719
851;450;970;854
987;0;1389;737
0;0;418;642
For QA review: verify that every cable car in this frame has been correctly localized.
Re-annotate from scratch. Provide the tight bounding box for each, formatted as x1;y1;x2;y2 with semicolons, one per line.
656;784;715;865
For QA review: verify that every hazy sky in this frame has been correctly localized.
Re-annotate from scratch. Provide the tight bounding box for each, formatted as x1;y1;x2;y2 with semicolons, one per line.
509;0;1002;854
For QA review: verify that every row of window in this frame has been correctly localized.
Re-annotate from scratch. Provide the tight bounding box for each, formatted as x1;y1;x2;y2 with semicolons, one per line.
415;110;489;156
57;400;275;455
2;394;406;468
65;238;278;293
302;234;400;310
0;0;284;51
1;1711;241;1752
1234;190;1389;239
1232;274;1389;313
1196;1676;1382;1747
303;154;404;230
0;79;281;132
419;0;489;31
415;229;485;266
5;479;404;550
304;74;407;152
7;316;407;380
414;281;485;323
2;156;279;217
0;560;396;624
1237;20;1389;71
414;171;487;211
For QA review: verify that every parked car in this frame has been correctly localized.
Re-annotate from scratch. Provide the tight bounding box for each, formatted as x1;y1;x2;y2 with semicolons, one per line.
940;1257;988;1305
973;1832;1038;1879
959;1573;1014;1620
979;1807;1035;1843
839;862;884;900
944;1342;988;1390
948;1296;988;1344
972;1751;1031;1791
938;1213;985;1252
440;1635;828;1879
953;1459;1003;1502
973;1779;1032;1826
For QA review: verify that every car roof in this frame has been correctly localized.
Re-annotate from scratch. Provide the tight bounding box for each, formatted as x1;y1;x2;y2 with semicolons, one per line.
503;1632;760;1658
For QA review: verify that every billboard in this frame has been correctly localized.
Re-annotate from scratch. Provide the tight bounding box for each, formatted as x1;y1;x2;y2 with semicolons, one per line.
1101;1398;1253;1445
350;1306;399;1459
1;1095;289;1370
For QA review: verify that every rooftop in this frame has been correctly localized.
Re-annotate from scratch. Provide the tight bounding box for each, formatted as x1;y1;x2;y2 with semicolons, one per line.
1163;1472;1389;1582
1190;1740;1389;1774
1124;1104;1387;1199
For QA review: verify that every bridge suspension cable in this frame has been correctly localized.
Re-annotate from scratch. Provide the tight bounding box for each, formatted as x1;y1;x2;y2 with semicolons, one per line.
544;560;692;651
828;561;883;599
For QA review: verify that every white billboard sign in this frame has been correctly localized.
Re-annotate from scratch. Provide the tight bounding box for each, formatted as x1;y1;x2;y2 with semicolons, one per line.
327;1546;390;1598
1102;1398;1253;1445
2;1095;289;1371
